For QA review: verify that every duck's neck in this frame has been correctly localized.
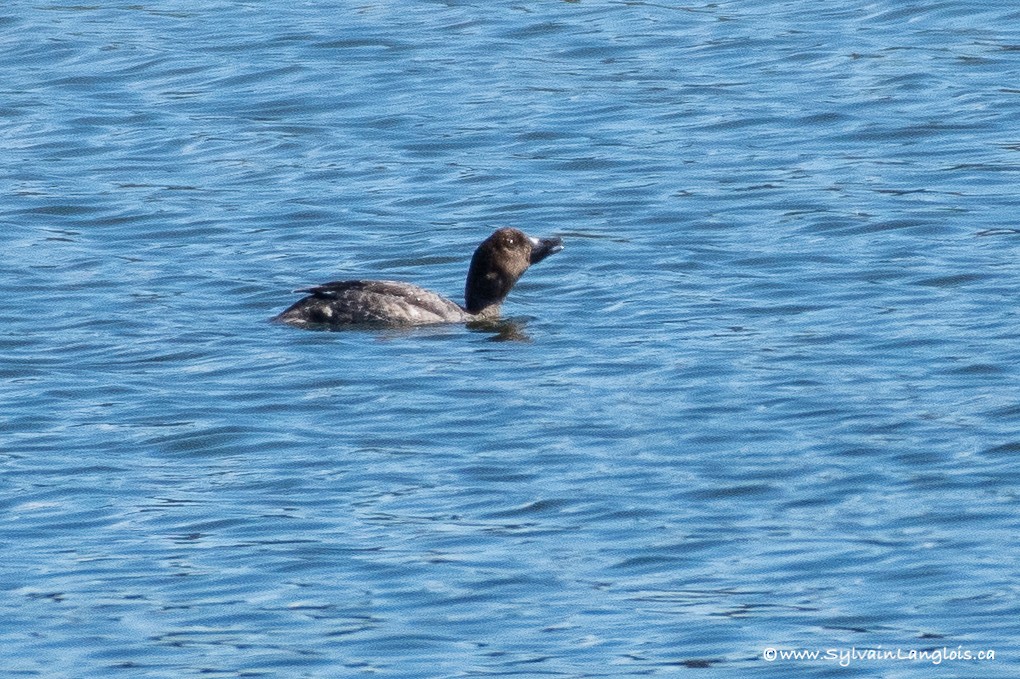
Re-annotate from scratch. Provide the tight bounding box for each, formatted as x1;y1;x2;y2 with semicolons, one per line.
464;268;516;316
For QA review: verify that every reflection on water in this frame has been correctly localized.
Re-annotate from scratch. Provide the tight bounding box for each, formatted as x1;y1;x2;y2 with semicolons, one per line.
470;317;533;343
269;316;534;342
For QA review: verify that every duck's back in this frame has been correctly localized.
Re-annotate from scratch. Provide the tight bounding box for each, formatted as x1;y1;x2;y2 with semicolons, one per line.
273;280;468;327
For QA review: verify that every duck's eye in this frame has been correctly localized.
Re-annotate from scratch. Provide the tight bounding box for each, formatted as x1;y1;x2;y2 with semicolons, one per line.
506;238;514;245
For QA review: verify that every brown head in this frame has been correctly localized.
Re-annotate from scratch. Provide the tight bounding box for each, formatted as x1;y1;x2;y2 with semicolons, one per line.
463;227;563;317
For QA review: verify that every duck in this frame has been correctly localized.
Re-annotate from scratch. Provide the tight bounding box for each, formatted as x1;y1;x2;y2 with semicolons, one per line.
273;227;563;328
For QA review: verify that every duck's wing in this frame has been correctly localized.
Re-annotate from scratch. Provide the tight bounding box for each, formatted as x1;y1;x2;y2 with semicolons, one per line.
297;280;375;297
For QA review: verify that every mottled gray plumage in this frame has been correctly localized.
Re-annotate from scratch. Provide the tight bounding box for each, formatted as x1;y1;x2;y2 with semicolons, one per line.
273;228;562;328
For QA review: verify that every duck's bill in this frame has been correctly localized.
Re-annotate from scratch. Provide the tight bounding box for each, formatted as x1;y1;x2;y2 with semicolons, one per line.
528;236;564;264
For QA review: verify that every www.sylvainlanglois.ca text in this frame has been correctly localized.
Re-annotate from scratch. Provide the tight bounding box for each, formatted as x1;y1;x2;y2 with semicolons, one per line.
762;645;995;667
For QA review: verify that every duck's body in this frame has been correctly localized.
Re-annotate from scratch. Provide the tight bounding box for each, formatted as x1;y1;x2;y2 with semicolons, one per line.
273;228;562;329
275;280;469;326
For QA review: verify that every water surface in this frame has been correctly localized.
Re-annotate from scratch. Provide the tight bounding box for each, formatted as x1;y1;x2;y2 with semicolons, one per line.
3;1;1020;676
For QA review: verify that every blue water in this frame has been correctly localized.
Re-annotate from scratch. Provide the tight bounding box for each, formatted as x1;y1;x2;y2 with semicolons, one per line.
3;1;1020;676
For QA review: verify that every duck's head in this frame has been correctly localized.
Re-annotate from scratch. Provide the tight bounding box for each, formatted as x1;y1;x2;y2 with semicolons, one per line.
464;227;563;316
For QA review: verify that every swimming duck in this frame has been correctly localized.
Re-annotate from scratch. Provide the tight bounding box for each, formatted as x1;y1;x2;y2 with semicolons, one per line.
273;227;563;328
